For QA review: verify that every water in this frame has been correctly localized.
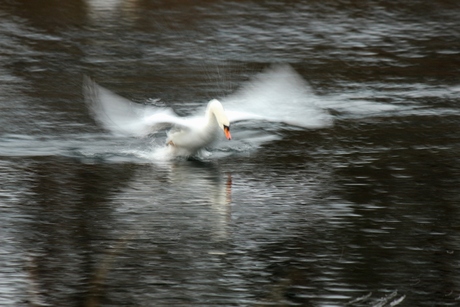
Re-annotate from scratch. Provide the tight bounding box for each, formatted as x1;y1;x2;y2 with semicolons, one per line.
1;1;460;306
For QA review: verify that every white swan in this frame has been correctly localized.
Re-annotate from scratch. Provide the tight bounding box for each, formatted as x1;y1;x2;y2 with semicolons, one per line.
84;77;232;157
83;65;333;158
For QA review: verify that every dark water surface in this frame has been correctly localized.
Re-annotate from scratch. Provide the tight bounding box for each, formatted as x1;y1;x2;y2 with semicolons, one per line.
1;1;460;306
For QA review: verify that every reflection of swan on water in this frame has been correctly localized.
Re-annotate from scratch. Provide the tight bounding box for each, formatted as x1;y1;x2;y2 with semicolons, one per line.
167;161;233;241
116;160;233;242
84;65;333;159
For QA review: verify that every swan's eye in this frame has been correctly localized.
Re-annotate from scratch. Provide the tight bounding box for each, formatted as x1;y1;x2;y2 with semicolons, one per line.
223;125;230;131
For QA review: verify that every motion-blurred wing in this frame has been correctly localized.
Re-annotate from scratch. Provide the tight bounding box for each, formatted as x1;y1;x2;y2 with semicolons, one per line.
222;65;333;128
83;77;190;137
225;110;265;123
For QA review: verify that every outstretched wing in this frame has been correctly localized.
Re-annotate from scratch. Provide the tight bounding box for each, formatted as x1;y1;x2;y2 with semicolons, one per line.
222;65;333;129
83;77;191;137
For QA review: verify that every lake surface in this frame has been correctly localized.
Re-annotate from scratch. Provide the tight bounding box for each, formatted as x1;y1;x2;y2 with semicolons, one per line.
1;1;460;306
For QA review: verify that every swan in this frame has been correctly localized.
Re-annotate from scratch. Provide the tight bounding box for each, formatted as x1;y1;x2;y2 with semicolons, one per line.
83;65;333;158
84;77;232;157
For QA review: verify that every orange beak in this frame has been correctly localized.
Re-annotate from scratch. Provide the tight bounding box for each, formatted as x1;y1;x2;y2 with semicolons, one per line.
223;126;232;140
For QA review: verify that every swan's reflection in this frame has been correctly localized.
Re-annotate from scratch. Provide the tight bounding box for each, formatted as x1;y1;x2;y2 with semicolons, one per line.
117;159;233;243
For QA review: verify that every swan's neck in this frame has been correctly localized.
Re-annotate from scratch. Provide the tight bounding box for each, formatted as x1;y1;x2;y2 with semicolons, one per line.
205;108;219;129
205;99;228;131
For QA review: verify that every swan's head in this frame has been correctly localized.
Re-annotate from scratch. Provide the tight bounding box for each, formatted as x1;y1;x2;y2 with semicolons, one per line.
207;99;232;140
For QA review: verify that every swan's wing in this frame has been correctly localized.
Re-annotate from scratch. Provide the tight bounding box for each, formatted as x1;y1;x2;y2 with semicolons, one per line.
83;77;191;137
225;110;265;123
222;65;333;129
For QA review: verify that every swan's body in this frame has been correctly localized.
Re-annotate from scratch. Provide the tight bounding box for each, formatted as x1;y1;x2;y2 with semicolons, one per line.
165;99;231;156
